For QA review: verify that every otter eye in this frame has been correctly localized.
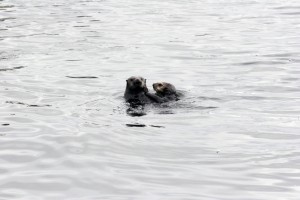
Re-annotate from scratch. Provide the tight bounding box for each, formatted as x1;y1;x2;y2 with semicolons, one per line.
158;83;163;87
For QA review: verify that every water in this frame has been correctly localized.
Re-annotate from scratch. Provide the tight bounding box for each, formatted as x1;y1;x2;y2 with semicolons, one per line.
1;0;300;199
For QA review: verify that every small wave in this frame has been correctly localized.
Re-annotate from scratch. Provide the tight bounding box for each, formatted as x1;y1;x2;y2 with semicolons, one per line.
0;17;16;22
273;6;300;10
280;12;300;15
0;66;25;71
6;101;51;107
66;76;98;79
234;61;286;66
0;5;14;10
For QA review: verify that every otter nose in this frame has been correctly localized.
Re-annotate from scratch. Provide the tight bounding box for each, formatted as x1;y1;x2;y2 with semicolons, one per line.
134;79;141;85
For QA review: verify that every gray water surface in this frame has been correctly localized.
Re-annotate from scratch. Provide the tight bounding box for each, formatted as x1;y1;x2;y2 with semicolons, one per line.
1;0;300;199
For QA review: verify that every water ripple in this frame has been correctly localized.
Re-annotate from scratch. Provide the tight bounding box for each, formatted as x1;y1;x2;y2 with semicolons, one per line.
0;0;300;199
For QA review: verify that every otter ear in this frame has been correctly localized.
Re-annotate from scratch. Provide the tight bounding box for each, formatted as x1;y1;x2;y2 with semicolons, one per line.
144;79;147;83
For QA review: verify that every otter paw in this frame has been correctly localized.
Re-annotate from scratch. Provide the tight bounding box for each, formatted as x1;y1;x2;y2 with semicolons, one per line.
143;87;149;93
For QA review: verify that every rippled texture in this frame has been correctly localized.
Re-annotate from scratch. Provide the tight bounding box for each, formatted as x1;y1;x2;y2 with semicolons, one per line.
1;0;300;199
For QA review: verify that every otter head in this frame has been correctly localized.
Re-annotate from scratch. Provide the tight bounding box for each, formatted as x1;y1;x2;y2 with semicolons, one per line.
153;82;176;97
126;76;147;92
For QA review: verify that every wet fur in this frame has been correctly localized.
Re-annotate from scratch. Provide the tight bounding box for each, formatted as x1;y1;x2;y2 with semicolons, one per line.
124;76;154;105
152;82;179;102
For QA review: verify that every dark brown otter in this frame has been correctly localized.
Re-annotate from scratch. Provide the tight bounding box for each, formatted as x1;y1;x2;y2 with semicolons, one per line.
124;76;162;106
152;82;178;102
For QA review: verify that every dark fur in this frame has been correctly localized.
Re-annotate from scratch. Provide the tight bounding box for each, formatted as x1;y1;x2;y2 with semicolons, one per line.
124;76;157;106
152;82;178;102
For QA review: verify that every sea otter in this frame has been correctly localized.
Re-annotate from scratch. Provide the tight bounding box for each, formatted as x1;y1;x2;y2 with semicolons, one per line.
152;82;179;102
124;76;162;106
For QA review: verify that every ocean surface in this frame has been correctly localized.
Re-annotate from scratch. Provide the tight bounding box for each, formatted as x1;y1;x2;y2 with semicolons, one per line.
1;0;300;199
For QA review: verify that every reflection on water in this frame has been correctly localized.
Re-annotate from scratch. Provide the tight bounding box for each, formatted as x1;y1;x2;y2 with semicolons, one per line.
1;0;300;199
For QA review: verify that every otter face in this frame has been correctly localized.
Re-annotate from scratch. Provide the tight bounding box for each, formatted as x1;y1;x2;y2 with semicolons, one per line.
126;76;146;91
153;82;176;96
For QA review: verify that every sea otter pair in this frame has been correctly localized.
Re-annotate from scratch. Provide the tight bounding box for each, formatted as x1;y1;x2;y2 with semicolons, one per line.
124;76;178;105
